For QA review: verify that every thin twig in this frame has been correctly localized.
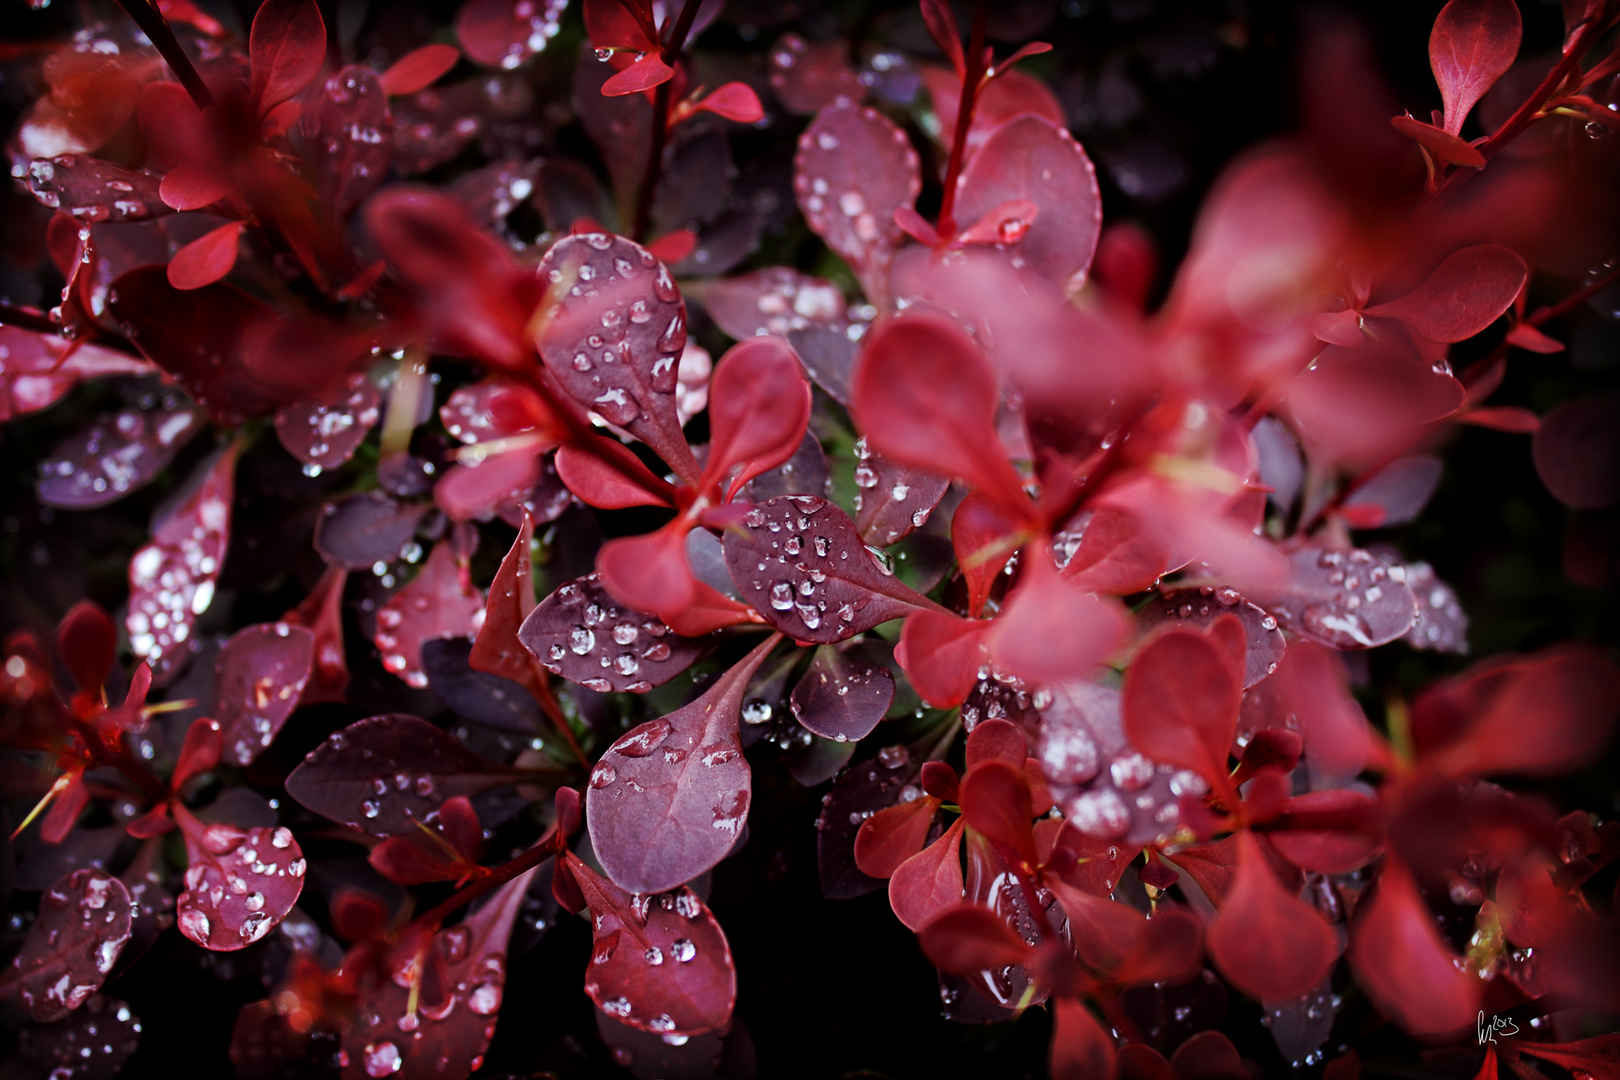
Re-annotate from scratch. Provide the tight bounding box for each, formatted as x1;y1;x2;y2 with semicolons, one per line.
630;0;705;242
935;1;990;237
114;0;215;110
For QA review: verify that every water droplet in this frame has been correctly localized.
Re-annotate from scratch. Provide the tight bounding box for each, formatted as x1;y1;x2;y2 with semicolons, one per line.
363;1040;402;1076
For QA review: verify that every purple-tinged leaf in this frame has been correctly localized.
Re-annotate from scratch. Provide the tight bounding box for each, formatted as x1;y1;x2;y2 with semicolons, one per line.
423;638;544;733
853;441;951;548
213;622;316;766
0;870;132;1022
173;809;305;952
1399;561;1469;654
742;431;832;503
1138;587;1286;689
587;635;781;895
1254;547;1419;650
375;539;486;688
535;232;697;482
569;855;738;1036
1363;245;1526;343
696;267;848;342
273;370;381;474
379;43;461;96
37;391;204;508
791;642;896;743
769;33;863;115
518;572;709;693
1341;454;1443;528
14;994;140;1080
952;115;1102;294
793;102;920;307
817;742;930;899
786;325;858;406
301;65;393;218
339;866;536;1080
1533;396;1620;509
1430;0;1522;135
25;155;170;223
457;0;569;70
721;495;938;644
127;443;237;684
285;714;515;837
314;491;429;569
0;330;155;422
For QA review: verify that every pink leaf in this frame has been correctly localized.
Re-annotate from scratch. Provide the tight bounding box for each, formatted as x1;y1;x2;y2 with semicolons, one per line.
1389;114;1487;167
1206;831;1338;999
889;819;965;931
213;622;316;766
173;807;305;951
602;52;675;96
701;337;811;498
919;0;965;77
1062;505;1172;597
720;495;937;643
519;572;709;693
768;33;863;115
1282;339;1465;471
1346;861;1479;1037
0;869;131;1021
1122;623;1241;789
1459;405;1539;432
166;220;245;290
1430;0;1522;135
378;43;460;96
586;635;780;894
374;540;485;689
457;0;570;69
986;551;1128;687
952;116;1101;293
1364;245;1527;343
126;444;238;684
250;0;327;114
535;232;697;483
688;82;764;124
793;102;920;306
568;854;738;1035
922;65;1066;163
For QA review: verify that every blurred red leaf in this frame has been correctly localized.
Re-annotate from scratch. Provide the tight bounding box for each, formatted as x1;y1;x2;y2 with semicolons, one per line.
1364;245;1526;343
685;82;762;124
951;492;1022;617
896;611;990;708
213;622;315;766
1533;396;1620;509
379;44;460;96
768;33;862;115
1122;623;1241;789
1050;996;1113;1080
1389;115;1487;167
959;760;1037;867
1206;831;1337;1000
273;371;381;474
166;220;244;290
917;903;1031;975
987;550;1129;687
250;0;326;114
458;0;569;69
302;66;393;219
1346;861;1479;1037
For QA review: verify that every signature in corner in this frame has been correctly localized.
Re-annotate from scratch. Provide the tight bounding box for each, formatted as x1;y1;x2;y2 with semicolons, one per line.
1478;1011;1520;1046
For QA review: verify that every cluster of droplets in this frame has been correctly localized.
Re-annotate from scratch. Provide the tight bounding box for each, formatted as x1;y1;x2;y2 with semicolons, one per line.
38;393;200;507
1270;548;1420;650
794;106;919;252
126;467;230;676
739;496;886;635
175;825;302;950
525;573;685;693
275;371;380;476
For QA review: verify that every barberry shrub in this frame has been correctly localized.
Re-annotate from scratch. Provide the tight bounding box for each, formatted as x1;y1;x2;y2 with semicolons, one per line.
1;0;1619;1077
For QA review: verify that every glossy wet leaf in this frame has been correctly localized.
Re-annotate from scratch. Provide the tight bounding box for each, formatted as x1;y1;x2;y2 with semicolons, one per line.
889;819;965;931
375;540;485;689
37;390;204;509
1256;547;1418;650
0;870;132;1022
587;636;779;894
303;66;393;218
1138;587;1286;689
698;267;847;342
568;855;737;1037
790;642;895;742
952;115;1101;294
818;744;931;899
769;33;862;115
126;444;237;684
339;867;535;1080
213;622;316;766
25;155;169;223
1429;0;1521;134
721;495;937;643
314;491;429;569
173;809;305;952
1364;245;1526;343
273;371;381;473
535;232;697;483
854;445;951;548
793;102;920;306
285;713;514;837
1400;561;1469;654
458;0;568;69
519;572;709;693
13;993;140;1080
1206;832;1337;1000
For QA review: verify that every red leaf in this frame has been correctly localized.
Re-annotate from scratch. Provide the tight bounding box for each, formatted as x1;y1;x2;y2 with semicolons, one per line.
1389;114;1486;167
1241;641;1372;786
1430;0;1522;135
1282;340;1466;470
468;512;542;695
768;33;863;115
793;103;920;306
1346;861;1479;1037
1533;396;1620;509
923;65;1066;164
339;866;536;1076
952;116;1101;293
701;337;811;498
555;436;676;509
1062;505;1170;600
273;371;381;473
0;869;131;1022
1459;405;1539;432
987;549;1129;687
378;43;460;96
644;227;696;264
285;713;514;836
1050;997;1114;1080
1364;245;1527;343
1137;588;1286;690
852;312;1032;520
853;796;938;879
720;495;937;643
24;154;169;223
581;0;658;52
598;523;699;625
889;818;965;931
1266;790;1383;873
568;854;738;1036
956;198;1040;246
56;600;116;700
126;444;238;684
1168;1031;1248;1080
1122;626;1241;789
790;642;895;742
535;231;698;483
917;904;1031;975
457;0;569;69
1515;1036;1620;1076
157;164;234;212
303;66;393;218
602;52;674;96
166;219;245;290
896;611;990;708
687;82;763;123
519;571;709;693
172;717;222;792
173;806;305;951
1206;832;1337;1000
213;622;316;766
1505;321;1563;353
959;760;1037;867
950;491;1022;617
250;0;327;114
0;330;152;422
367;835;460;885
919;0;964;77
695;267;846;341
586;636;780;894
375;540;485;689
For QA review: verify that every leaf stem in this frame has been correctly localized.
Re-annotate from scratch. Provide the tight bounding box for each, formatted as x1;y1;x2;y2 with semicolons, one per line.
114;0;215;110
414;827;566;930
1526;262;1620;327
631;0;705;243
936;0;990;238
